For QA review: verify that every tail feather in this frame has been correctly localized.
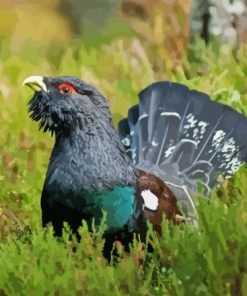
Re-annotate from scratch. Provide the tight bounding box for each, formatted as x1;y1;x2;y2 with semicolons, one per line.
118;82;247;215
118;118;132;159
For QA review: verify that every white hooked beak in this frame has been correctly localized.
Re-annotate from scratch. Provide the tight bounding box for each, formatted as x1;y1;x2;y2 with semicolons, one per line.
23;76;47;92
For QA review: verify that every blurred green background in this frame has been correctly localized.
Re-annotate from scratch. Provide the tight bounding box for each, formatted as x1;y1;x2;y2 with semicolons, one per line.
0;1;247;295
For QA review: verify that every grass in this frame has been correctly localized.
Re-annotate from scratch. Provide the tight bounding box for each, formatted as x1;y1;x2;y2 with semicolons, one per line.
0;34;247;295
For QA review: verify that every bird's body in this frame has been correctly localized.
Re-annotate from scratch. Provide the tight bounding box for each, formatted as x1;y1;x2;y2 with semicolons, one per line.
24;76;149;256
42;109;138;236
23;75;247;257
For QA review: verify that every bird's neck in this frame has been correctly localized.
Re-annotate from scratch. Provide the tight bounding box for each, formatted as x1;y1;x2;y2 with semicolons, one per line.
47;118;136;191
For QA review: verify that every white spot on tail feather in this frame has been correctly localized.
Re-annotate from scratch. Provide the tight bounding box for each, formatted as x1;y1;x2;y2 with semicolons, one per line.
160;112;181;119
212;130;226;149
141;190;159;211
121;137;130;147
151;140;159;147
164;145;176;157
183;114;209;144
139;113;148;120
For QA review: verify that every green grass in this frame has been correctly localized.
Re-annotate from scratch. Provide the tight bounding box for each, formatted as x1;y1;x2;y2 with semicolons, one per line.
0;35;247;295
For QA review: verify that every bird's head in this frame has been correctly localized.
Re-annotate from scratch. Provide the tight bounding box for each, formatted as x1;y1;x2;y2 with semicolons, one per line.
23;75;110;134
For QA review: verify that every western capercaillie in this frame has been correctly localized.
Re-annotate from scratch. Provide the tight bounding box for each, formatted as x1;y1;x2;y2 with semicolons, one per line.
23;76;247;256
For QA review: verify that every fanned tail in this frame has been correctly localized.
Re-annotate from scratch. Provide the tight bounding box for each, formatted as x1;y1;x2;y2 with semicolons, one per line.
118;82;247;216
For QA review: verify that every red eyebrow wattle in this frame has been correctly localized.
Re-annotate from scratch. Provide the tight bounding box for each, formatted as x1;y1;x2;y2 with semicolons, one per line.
57;83;77;94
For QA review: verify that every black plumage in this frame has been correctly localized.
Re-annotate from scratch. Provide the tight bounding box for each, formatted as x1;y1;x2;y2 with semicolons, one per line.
23;76;247;258
119;81;247;216
25;76;147;258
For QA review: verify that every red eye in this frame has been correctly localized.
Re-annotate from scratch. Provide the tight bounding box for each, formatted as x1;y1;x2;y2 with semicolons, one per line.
57;83;77;95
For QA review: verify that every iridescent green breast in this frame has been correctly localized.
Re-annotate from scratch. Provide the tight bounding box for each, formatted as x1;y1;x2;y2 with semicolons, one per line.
94;186;136;232
55;185;136;233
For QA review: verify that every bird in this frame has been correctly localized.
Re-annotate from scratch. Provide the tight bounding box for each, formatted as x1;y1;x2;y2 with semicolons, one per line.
23;75;247;257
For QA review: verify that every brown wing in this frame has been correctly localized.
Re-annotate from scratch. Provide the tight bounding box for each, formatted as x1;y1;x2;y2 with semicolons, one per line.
137;170;182;235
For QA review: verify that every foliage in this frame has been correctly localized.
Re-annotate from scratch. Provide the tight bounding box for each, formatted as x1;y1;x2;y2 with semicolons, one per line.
0;34;247;295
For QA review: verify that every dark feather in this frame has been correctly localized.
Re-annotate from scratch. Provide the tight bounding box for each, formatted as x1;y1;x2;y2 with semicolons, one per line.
119;81;247;216
137;170;182;235
25;76;247;258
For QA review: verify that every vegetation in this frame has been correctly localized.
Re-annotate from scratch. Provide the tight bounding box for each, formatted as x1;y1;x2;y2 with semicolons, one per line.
0;33;247;295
